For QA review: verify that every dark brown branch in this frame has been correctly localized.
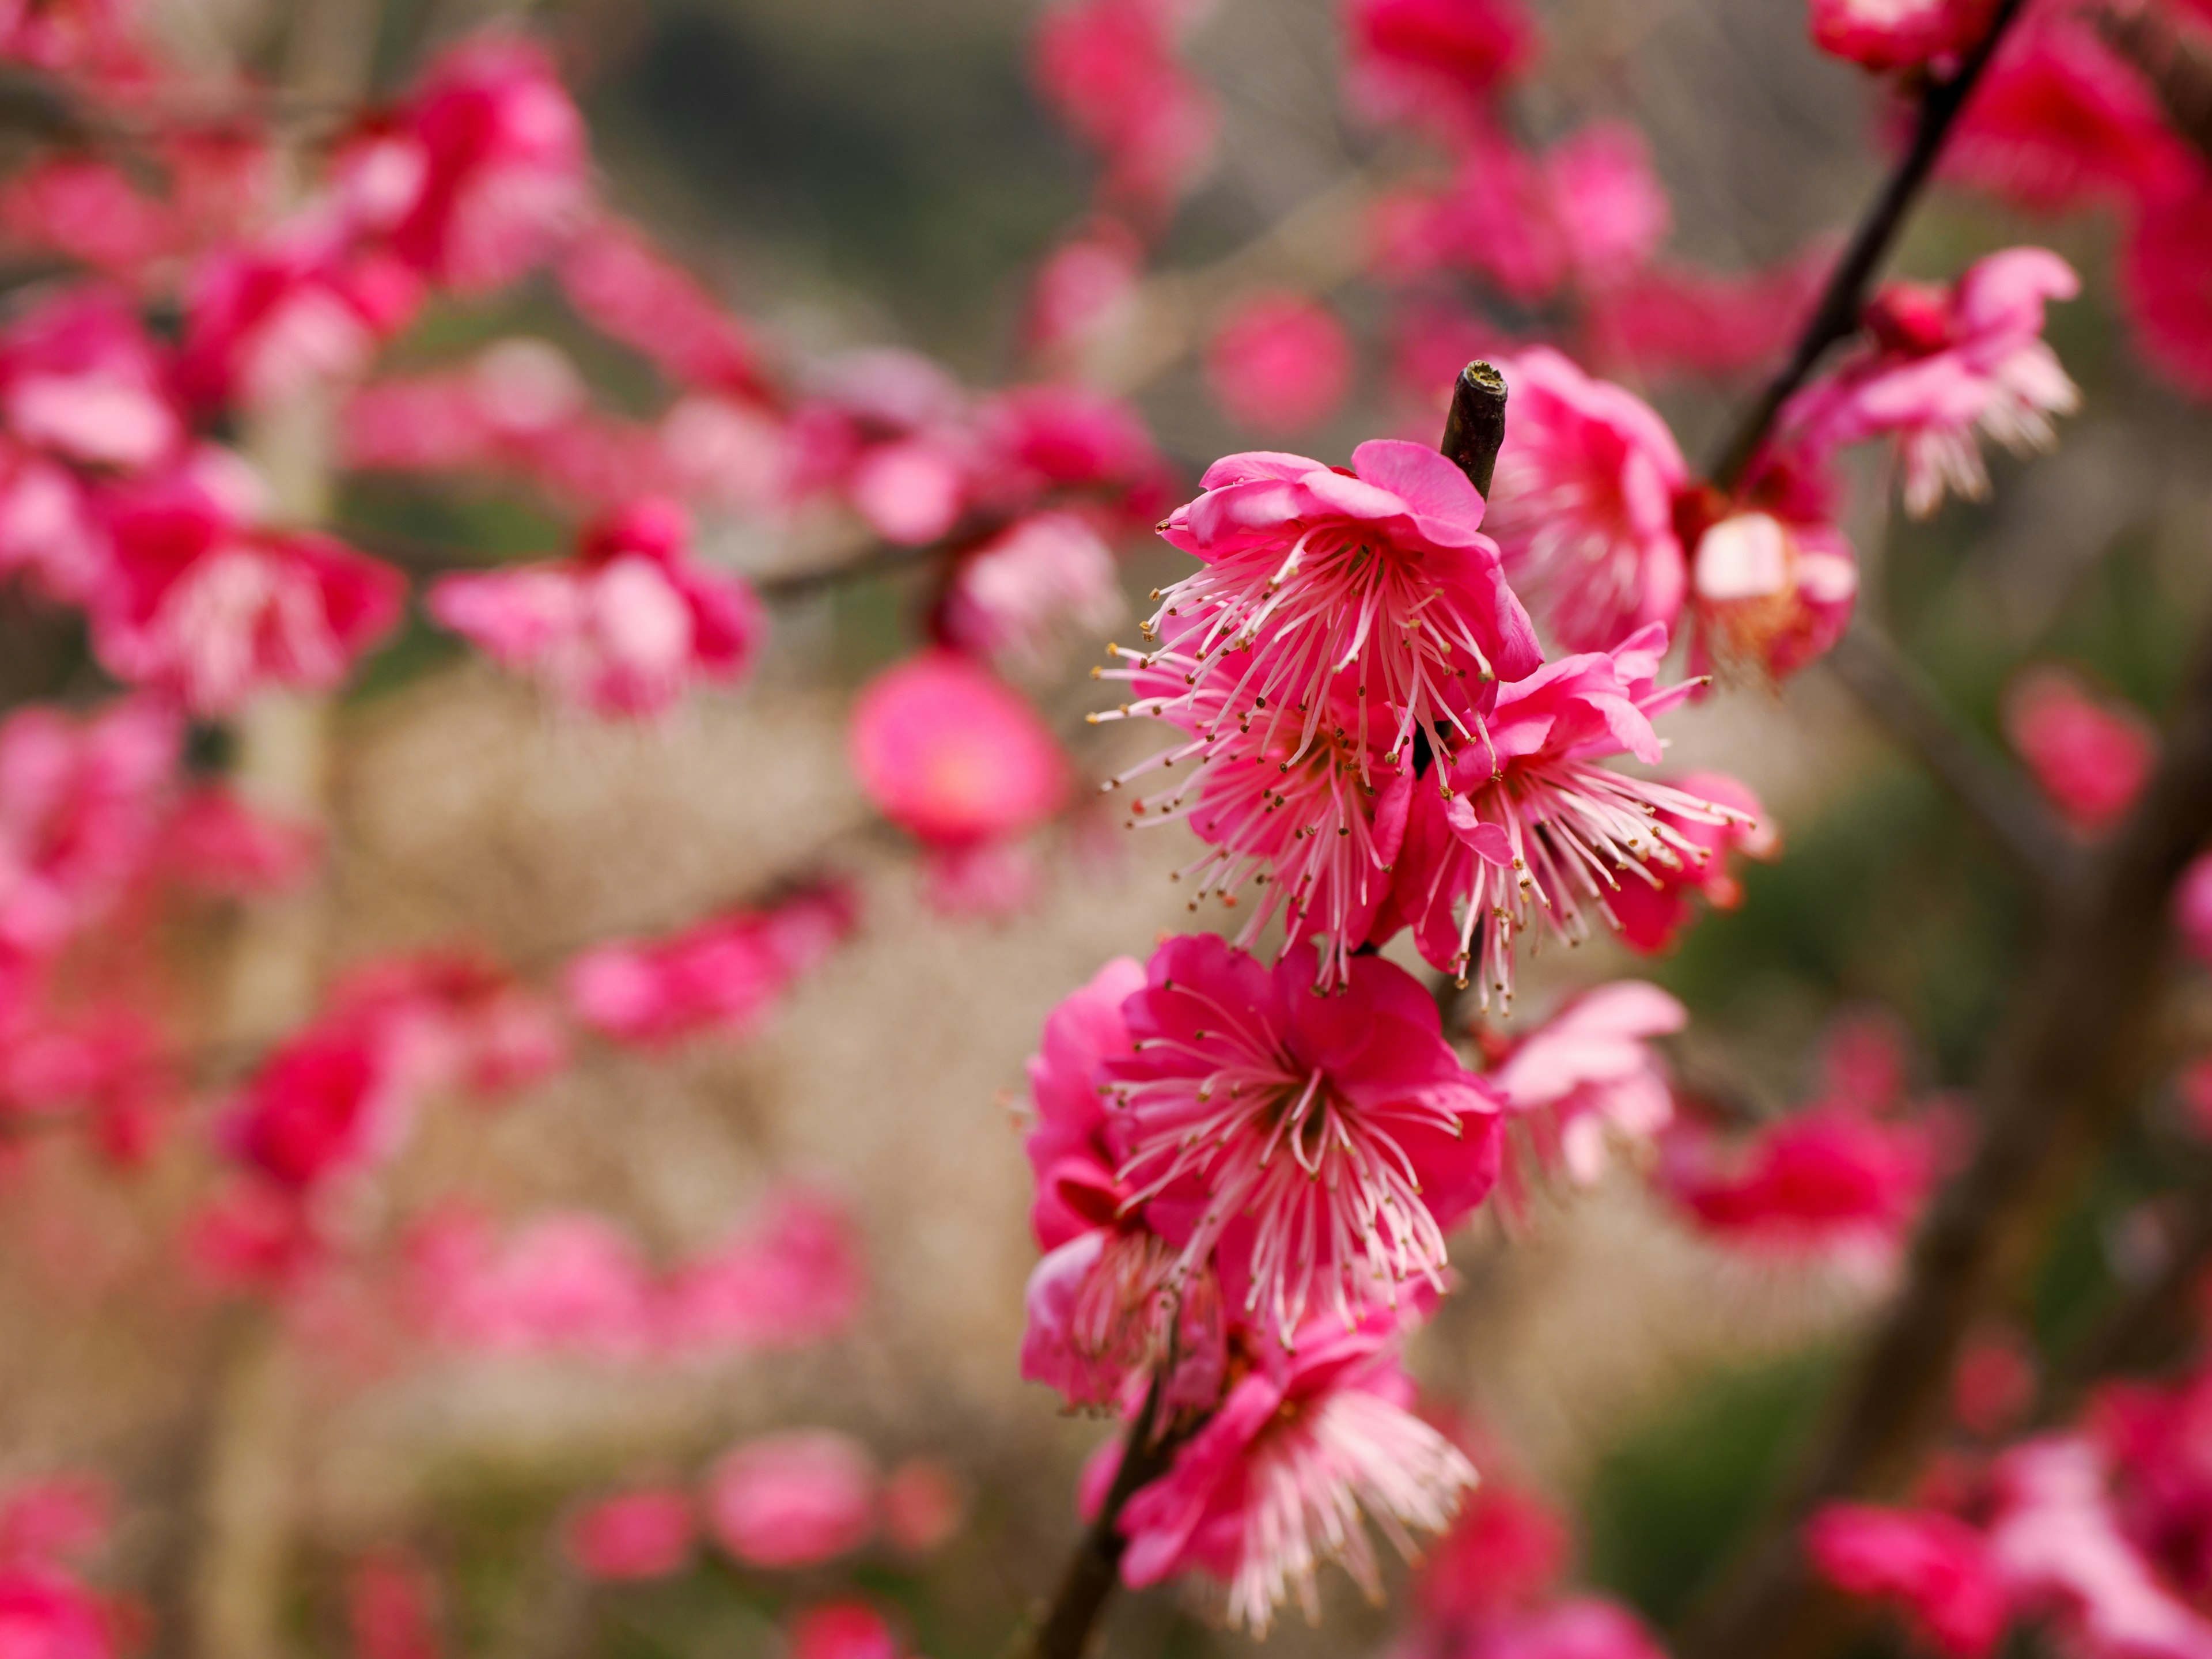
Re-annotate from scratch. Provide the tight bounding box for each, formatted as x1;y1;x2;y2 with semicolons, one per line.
1705;0;2031;493
1676;629;2212;1659
1441;361;1509;497
1823;622;2078;884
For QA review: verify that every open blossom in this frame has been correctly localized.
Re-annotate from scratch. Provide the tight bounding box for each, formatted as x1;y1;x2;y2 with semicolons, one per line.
90;455;404;715
1103;934;1500;1342
1489;981;1684;1188
849;652;1070;852
1808;1504;2010;1657
1111;1309;1475;1631
704;1431;876;1570
1345;0;1537;137
938;512;1125;674
1486;348;1690;653
1606;770;1776;952
563;1488;696;1582
0;285;181;472
2002;666;2155;836
430;498;763;717
1141;440;1540;771
784;349;971;546
1783;249;2079;520
1678;463;1858;683
1031;0;1218;220
565;881;858;1048
1203;293;1354;438
177;229;422;412
1387;624;1751;1005
1809;0;1997;73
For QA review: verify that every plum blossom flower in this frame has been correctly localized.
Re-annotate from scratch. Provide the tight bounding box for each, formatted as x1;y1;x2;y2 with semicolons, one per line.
0;1566;113;1659
177;230;422;412
555;214;767;398
0;285;182;472
1605;770;1777;952
327;952;567;1100
563;1489;696;1582
1204;293;1354;437
1026;217;1145;365
704;1431;877;1570
2120;173;2212;402
345;1550;441;1659
1032;0;1218;221
1388;624;1753;1004
783;350;972;546
789;1602;906;1659
2175;851;2212;969
158;786;321;897
970;382;1175;529
880;1460;966;1555
938;512;1125;674
222;1018;410;1194
0;1478;109;1573
429;498;763;717
2003;666;2155;836
1677;463;1859;683
1783;249;2080;520
1139;440;1541;772
1584;250;1830;384
1807;1504;2011;1658
89;453;404;715
1486;348;1690;653
1103;934;1500;1342
1809;0;1997;74
1345;0;1537;138
565;881;858;1048
656;1186;866;1354
1489;981;1684;1189
1111;1309;1475;1631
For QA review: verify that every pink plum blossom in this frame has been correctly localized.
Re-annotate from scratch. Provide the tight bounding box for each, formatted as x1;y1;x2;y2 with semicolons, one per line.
848;652;1070;854
429;498;763;717
1808;1503;2010;1657
327;952;567;1100
0;1567;113;1659
345;1549;441;1659
1809;0;1997;74
1486;347;1690;653
2175;851;2212;968
1345;0;1537;138
90;456;404;715
412;1210;656;1358
177;230;421;412
0;1480;108;1574
1678;463;1859;683
1584;251;1830;384
1203;293;1354;437
788;1602;906;1659
1031;0;1218;221
556;214;767;399
1430;1599;1673;1659
2120;173;2212;401
222;1018;410;1194
0;285;181;471
158;786;321;897
881;1459;966;1555
1783;249;2079;520
938;512;1125;674
1411;1468;1573;1627
1490;981;1685;1188
704;1430;877;1570
1102;934;1500;1343
969;382;1174;529
565;881;858;1048
562;1488;696;1582
2003;666;2155;836
1605;770;1778;952
654;1186;867;1354
1385;625;1752;1004
1111;1309;1475;1631
1025;217;1145;363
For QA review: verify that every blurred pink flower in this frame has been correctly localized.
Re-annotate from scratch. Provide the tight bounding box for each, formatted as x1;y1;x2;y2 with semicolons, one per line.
2120;171;2212;401
788;1601;904;1659
1490;981;1684;1188
90;456;404;715
1449;1598;1672;1659
1584;251;1830;383
1808;1503;2010;1657
0;1567;112;1659
1203;292;1354;437
565;880;858;1048
938;511;1124;675
1105;935;1499;1343
429;498;763;717
1025;217;1145;362
160;786;320;897
556;214;767;399
179;232;422;412
1032;0;1218;221
656;1185;866;1354
223;1020;408;1193
1487;347;1690;653
0;441;104;604
1953;1328;2037;1437
1345;0;1537;138
1784;249;2078;519
0;285;181;471
1411;1471;1572;1627
563;1488;696;1582
1605;770;1779;952
329;952;567;1100
849;652;1069;849
346;1549;441;1659
881;1459;966;1556
2003;666;2155;836
413;1210;657;1359
704;1430;876;1570
1112;1309;1474;1631
970;382;1173;529
0;1479;109;1571
1809;0;1997;73
2175;851;2212;968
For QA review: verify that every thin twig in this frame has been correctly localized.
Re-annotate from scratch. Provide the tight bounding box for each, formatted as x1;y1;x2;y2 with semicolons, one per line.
1703;0;2031;492
1823;622;2077;884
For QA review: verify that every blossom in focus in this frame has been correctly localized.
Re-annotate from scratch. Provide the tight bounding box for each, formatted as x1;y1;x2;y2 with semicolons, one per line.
90;456;404;715
1203;292;1354;437
1489;981;1684;1188
1103;935;1500;1343
2175;851;2212;968
704;1430;877;1570
849;652;1070;857
1605;770;1778;952
938;512;1125;674
1388;625;1750;1004
563;1488;696;1582
1112;1309;1475;1631
429;498;763;717
565;881;858;1048
1783;249;2079;520
1031;0;1218;221
1807;1503;2010;1658
1344;0;1537;138
1809;0;1997;73
1486;347;1690;653
2002;666;2155;836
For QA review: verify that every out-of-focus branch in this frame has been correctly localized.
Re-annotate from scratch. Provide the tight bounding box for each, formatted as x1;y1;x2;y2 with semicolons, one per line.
1676;625;2212;1659
1704;0;2031;492
2095;0;2212;163
2043;1167;2212;1419
1823;622;2078;884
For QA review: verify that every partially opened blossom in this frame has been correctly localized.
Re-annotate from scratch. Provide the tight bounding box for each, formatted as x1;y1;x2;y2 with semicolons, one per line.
90;456;404;715
1204;293;1354;437
1032;0;1218;220
1486;348;1690;653
1490;981;1684;1188
1141;439;1540;770
1345;0;1537;138
1807;1503;2010;1658
565;881;858;1048
1679;464;1859;683
704;1430;876;1570
849;652;1070;866
1783;249;2079;519
1810;0;1997;73
563;1488;696;1582
1605;770;1778;952
2120;175;2212;400
1111;1309;1475;1631
2003;666;2156;836
430;498;763;717
1103;934;1499;1342
1387;625;1753;1003
938;511;1124;673
0;285;181;471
